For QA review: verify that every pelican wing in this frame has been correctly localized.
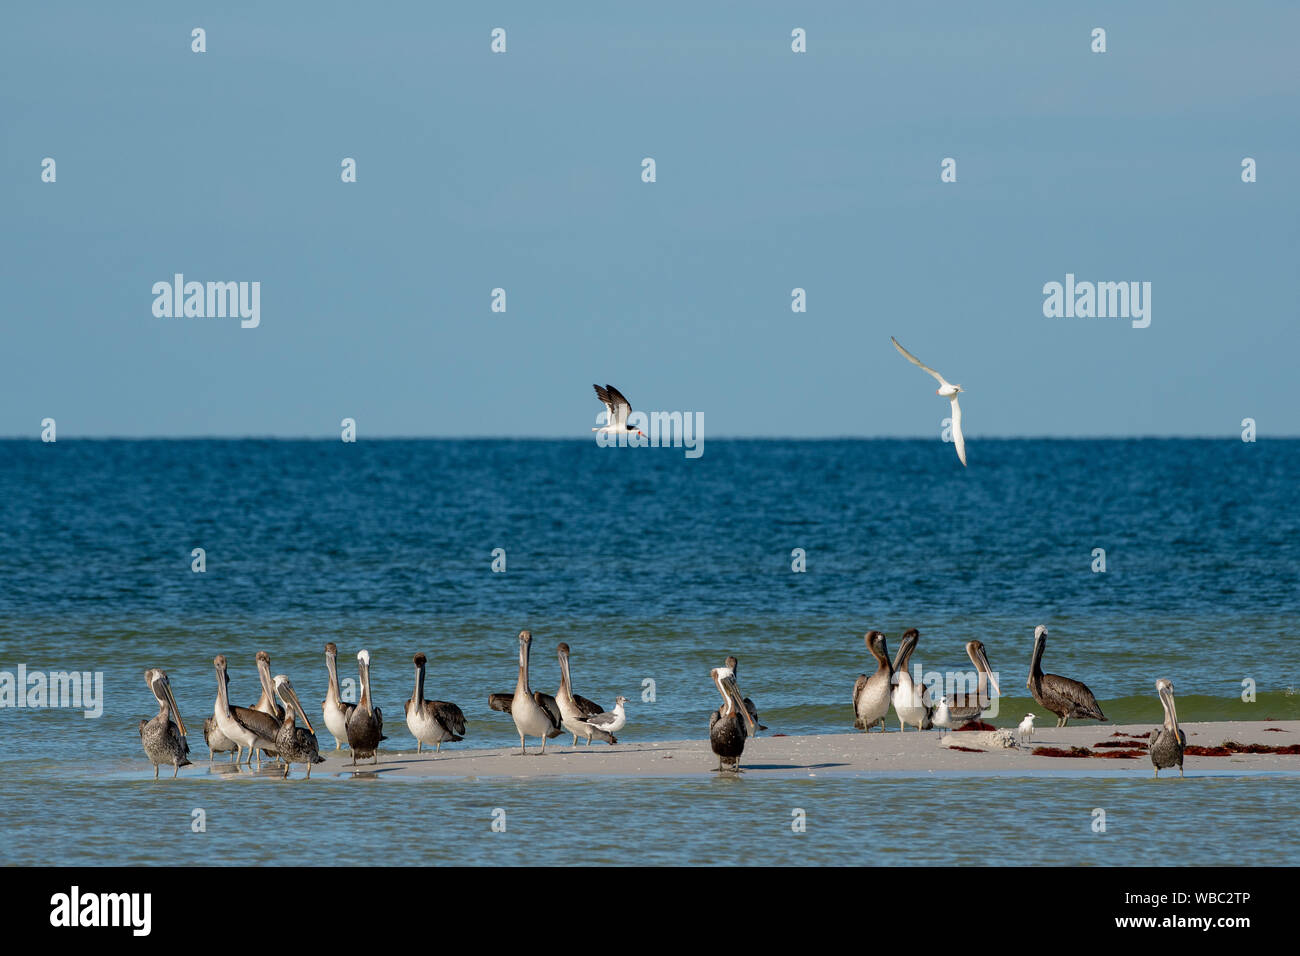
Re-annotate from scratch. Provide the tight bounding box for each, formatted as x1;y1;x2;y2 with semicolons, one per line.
949;396;966;466
1044;674;1106;721
429;700;467;737
488;692;513;713
852;674;869;723
891;337;950;388
572;693;603;718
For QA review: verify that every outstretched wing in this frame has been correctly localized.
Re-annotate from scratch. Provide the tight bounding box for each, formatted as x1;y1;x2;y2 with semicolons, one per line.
593;383;632;428
891;337;950;389
950;396;967;466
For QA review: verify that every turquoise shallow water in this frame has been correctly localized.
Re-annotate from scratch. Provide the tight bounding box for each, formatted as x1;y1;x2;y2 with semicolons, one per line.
1;439;1297;865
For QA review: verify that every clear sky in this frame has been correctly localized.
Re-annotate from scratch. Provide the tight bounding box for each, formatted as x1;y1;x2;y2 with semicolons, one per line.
3;2;1297;438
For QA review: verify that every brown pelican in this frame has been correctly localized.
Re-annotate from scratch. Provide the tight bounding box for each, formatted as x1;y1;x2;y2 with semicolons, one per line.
1027;625;1106;726
345;649;385;765
322;642;355;751
1150;678;1186;778
557;643;614;746
202;667;240;764
252;651;285;721
946;640;1000;726
709;666;756;772
488;690;565;737
510;630;561;754
890;629;933;731
724;655;766;735
585;696;628;738
404;652;467;754
273;675;324;779
139;669;191;779
852;631;891;731
212;655;281;769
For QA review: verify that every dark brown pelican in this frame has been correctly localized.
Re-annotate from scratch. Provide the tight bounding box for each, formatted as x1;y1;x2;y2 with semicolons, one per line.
1149;678;1186;778
212;655;281;769
724;655;766;735
345;649;385;765
1027;625;1106;726
890;629;933;731
852;631;891;731
139;669;191;779
252;651;285;721
945;640;1000;726
203;667;239;764
273;675;324;779
709;666;756;772
404;652;466;753
557;643;614;746
510;630;561;754
322;642;355;751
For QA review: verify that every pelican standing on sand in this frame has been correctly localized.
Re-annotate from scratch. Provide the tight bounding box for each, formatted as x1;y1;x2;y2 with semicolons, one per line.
725;655;766;735
404;652;467;754
853;631;892;731
212;655;281;769
203;667;240;764
891;629;933;731
1027;625;1107;727
709;667;757;772
510;630;561;754
139;669;190;779
556;643;614;746
322;642;355;751
946;640;1000;726
891;336;967;467
1149;678;1186;778
273;675;324;779
345;649;386;765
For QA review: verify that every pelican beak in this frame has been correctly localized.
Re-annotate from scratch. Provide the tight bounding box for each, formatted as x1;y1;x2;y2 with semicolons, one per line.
285;684;314;734
973;645;1000;699
1161;684;1179;739
725;676;756;737
160;678;187;738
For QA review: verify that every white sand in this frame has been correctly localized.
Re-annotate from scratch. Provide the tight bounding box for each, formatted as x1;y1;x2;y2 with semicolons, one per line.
209;719;1300;779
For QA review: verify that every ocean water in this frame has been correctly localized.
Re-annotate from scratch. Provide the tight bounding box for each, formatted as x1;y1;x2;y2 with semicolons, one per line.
1;438;1298;866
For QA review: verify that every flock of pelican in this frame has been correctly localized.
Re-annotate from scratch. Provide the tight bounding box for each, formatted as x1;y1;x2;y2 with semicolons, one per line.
139;623;1184;781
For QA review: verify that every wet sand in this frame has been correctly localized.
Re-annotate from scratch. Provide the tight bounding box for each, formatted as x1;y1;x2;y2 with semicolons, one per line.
208;719;1300;779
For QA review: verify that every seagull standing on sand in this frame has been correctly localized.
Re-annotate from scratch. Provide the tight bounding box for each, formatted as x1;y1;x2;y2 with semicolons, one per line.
891;336;967;466
932;696;954;734
592;384;646;438
1018;713;1037;745
584;696;628;740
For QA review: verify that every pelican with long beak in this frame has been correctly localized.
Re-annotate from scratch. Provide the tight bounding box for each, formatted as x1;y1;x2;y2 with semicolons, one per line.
725;655;766;735
203;667;240;764
709;666;757;772
557;642;614;746
853;631;891;731
139;669;191;779
1149;678;1186;778
345;649;385;765
252;651;285;721
322;642;355;751
510;630;561;754
212;655;281;769
890;629;933;731
1027;625;1106;727
404;652;467;754
273;675;325;778
946;640;1001;726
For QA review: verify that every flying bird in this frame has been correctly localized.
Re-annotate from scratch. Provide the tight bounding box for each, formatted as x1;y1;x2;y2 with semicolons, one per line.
592;384;646;438
891;337;967;466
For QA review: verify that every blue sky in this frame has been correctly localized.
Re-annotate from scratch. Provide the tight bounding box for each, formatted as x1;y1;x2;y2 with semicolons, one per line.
3;2;1297;437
